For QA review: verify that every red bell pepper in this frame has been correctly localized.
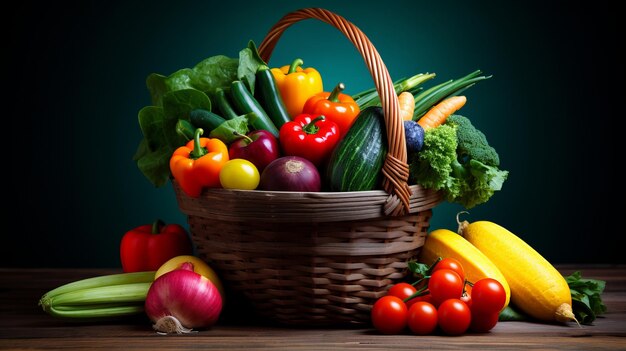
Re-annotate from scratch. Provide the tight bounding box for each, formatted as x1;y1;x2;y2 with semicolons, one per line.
120;219;193;272
302;82;360;138
279;114;340;167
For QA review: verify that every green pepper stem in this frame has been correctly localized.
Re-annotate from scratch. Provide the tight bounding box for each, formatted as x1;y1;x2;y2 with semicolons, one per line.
303;115;325;134
328;82;345;103
151;219;165;234
288;58;303;74
190;128;207;159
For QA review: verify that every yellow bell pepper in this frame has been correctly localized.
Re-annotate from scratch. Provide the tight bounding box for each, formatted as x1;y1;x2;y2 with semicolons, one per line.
270;58;323;118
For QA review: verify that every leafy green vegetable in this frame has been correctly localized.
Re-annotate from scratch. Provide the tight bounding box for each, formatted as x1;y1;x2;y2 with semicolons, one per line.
565;271;607;325
409;116;508;208
209;115;250;144
409;124;458;191
498;305;528;321
134;42;263;187
237;41;266;94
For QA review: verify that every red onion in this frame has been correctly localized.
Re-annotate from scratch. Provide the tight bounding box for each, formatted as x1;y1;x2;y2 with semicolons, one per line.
259;156;321;192
145;262;222;334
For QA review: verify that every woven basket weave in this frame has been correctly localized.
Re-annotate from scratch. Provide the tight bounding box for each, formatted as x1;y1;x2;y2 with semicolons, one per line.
173;8;443;325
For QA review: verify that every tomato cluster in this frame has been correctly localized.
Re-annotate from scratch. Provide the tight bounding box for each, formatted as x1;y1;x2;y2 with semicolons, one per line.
371;258;506;335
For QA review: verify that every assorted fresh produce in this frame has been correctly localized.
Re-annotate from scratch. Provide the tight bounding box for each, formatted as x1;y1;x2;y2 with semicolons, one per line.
39;23;611;335
371;257;507;335
132;40;506;211
39;255;225;334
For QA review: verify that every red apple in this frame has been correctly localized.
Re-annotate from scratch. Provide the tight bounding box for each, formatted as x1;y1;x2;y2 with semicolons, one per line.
229;130;280;172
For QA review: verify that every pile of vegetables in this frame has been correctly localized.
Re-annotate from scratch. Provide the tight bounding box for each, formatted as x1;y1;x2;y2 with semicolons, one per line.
39;255;225;334
132;40;507;210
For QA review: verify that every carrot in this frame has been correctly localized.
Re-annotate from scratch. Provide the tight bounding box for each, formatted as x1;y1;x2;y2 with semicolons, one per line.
417;95;467;130
398;91;415;121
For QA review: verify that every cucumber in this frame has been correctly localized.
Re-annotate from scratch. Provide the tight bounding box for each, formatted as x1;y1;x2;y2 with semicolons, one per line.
214;88;239;120
190;109;226;131
326;106;387;191
230;80;279;137
255;65;291;129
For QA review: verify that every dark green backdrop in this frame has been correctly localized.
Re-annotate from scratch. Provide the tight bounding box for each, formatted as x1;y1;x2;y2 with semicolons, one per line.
4;1;623;267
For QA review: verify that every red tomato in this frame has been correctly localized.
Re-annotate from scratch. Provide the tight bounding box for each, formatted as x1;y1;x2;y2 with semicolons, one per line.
471;278;507;314
437;299;471;335
428;269;464;306
371;296;408;334
387;283;417;301
407;301;438;335
469;310;499;333
432;258;466;283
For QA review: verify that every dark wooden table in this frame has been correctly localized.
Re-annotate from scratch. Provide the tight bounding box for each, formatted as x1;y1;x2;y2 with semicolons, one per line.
1;265;625;350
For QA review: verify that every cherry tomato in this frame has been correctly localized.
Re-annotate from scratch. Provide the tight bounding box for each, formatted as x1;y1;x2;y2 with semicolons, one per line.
469;310;499;333
407;301;438;335
219;159;260;190
432;258;465;283
371;296;408;334
437;299;471;335
428;269;464;306
388;282;417;300
471;278;507;314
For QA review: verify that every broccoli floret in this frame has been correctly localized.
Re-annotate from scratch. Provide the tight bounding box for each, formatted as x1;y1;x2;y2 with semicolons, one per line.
446;115;500;167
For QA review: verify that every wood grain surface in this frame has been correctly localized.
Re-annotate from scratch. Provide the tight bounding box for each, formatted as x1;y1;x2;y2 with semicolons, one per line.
1;265;625;350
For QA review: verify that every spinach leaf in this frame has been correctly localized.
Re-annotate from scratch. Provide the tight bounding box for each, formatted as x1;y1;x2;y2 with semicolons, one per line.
146;56;238;106
209;115;249;144
191;55;238;96
237;40;266;94
162;88;212;148
133;139;171;188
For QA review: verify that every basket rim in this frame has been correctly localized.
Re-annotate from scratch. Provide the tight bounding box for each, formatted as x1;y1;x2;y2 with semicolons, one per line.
173;180;442;223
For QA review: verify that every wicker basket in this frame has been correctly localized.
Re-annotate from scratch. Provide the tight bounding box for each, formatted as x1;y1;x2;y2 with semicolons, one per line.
173;8;443;325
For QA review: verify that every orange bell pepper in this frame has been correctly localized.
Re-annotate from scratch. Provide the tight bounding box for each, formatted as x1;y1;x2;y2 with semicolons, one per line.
271;58;323;118
170;128;229;197
302;82;360;138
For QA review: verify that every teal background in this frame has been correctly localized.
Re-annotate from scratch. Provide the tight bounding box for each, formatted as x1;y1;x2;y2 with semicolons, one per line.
3;1;623;267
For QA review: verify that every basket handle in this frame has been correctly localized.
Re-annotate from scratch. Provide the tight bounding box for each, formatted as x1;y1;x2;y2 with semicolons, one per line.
258;8;411;215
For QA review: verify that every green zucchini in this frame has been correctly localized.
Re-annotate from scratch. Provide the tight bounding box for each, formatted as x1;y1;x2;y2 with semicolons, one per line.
230;80;279;137
255;65;291;129
214;88;239;120
190;109;227;132
326;106;388;191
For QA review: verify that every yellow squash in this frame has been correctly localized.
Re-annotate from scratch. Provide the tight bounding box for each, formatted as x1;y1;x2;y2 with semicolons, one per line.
460;220;575;323
420;229;510;308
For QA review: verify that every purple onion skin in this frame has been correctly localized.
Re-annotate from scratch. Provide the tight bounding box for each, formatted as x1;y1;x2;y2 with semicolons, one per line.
259;156;321;192
145;268;222;330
